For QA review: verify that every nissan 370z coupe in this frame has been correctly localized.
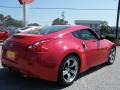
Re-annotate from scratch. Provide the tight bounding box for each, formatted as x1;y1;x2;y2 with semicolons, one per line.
1;25;116;86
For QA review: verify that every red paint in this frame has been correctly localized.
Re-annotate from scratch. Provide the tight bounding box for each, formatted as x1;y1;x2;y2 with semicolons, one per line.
1;25;115;81
0;26;9;42
19;0;33;4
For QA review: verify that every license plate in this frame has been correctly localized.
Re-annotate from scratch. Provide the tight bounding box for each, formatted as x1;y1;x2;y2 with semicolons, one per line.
6;51;16;60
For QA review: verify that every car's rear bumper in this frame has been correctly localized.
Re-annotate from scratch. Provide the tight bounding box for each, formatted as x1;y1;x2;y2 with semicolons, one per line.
1;47;59;82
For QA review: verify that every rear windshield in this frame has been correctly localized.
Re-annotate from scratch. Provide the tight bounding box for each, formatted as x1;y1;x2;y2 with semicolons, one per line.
19;26;70;34
19;27;30;30
40;26;70;34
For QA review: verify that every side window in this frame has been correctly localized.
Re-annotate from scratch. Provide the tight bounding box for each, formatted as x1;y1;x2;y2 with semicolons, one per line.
73;29;98;40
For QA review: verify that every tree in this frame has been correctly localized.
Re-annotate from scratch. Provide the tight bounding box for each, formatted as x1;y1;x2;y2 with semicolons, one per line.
4;15;14;27
0;14;4;25
0;14;4;21
52;18;68;25
0;14;23;27
100;21;111;35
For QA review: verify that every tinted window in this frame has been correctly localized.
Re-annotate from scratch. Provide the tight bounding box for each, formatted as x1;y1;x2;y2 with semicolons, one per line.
73;29;97;40
40;26;70;34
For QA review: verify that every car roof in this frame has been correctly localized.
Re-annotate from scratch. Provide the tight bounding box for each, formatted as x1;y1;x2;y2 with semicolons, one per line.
42;25;91;38
51;25;90;33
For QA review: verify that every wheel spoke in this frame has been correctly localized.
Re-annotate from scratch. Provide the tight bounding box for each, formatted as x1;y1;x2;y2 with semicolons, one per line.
109;54;112;58
63;70;68;76
67;73;71;82
70;61;77;68
67;60;70;66
112;51;115;55
112;56;115;60
70;70;76;75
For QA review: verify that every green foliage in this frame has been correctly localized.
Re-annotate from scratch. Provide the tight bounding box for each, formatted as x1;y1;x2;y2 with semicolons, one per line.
52;18;68;25
0;14;4;20
100;21;111;35
105;34;116;42
0;14;23;27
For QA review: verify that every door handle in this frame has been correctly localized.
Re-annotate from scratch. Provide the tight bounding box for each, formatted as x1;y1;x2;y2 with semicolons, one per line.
82;42;87;50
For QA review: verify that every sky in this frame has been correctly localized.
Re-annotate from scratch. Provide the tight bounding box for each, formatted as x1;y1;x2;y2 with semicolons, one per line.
0;0;118;26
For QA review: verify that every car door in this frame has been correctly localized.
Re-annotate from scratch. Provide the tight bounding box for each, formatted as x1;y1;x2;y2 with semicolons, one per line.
97;38;109;64
73;29;101;67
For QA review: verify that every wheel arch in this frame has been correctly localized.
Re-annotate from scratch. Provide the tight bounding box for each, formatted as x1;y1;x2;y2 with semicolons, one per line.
58;51;82;75
62;52;81;66
57;52;81;85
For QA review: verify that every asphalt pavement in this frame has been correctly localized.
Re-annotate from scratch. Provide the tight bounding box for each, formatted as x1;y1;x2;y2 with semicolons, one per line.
0;45;120;90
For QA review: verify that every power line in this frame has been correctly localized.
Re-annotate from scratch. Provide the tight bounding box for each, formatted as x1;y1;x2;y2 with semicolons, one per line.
0;5;21;8
31;8;117;11
0;5;117;11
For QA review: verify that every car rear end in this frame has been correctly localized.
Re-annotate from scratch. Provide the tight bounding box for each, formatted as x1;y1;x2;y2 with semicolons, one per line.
1;33;59;81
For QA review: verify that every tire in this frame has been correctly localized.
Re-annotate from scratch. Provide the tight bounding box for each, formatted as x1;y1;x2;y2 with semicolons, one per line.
58;55;80;86
107;47;116;65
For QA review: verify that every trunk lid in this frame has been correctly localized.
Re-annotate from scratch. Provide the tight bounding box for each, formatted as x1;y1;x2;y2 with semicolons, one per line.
10;33;53;45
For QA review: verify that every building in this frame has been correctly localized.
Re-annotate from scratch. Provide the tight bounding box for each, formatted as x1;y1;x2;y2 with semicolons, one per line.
75;20;104;34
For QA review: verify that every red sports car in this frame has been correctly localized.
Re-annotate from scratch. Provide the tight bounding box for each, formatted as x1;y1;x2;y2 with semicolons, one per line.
0;26;9;42
1;25;116;86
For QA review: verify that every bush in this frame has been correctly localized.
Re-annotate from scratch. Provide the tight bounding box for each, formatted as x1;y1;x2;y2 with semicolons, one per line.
105;34;116;42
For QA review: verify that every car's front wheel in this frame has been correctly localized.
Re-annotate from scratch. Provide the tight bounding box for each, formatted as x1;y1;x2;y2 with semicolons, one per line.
58;55;80;86
107;47;116;65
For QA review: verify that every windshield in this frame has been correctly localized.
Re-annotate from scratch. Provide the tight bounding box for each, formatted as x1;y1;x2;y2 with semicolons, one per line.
40;26;70;34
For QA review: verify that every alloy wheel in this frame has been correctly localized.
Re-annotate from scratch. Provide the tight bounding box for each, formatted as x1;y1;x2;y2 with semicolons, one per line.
62;58;78;83
108;48;116;64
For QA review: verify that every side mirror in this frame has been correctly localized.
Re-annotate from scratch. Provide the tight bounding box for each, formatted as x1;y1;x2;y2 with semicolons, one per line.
100;35;105;40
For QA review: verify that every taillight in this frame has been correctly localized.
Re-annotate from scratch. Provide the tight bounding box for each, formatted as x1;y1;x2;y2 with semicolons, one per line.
28;39;52;52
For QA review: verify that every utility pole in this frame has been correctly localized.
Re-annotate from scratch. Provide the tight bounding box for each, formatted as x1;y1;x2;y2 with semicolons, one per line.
116;0;120;41
61;11;65;20
23;3;27;27
18;0;33;27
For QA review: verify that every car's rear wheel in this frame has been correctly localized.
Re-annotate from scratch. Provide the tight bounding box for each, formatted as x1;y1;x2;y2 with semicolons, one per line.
107;48;116;65
58;55;80;86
